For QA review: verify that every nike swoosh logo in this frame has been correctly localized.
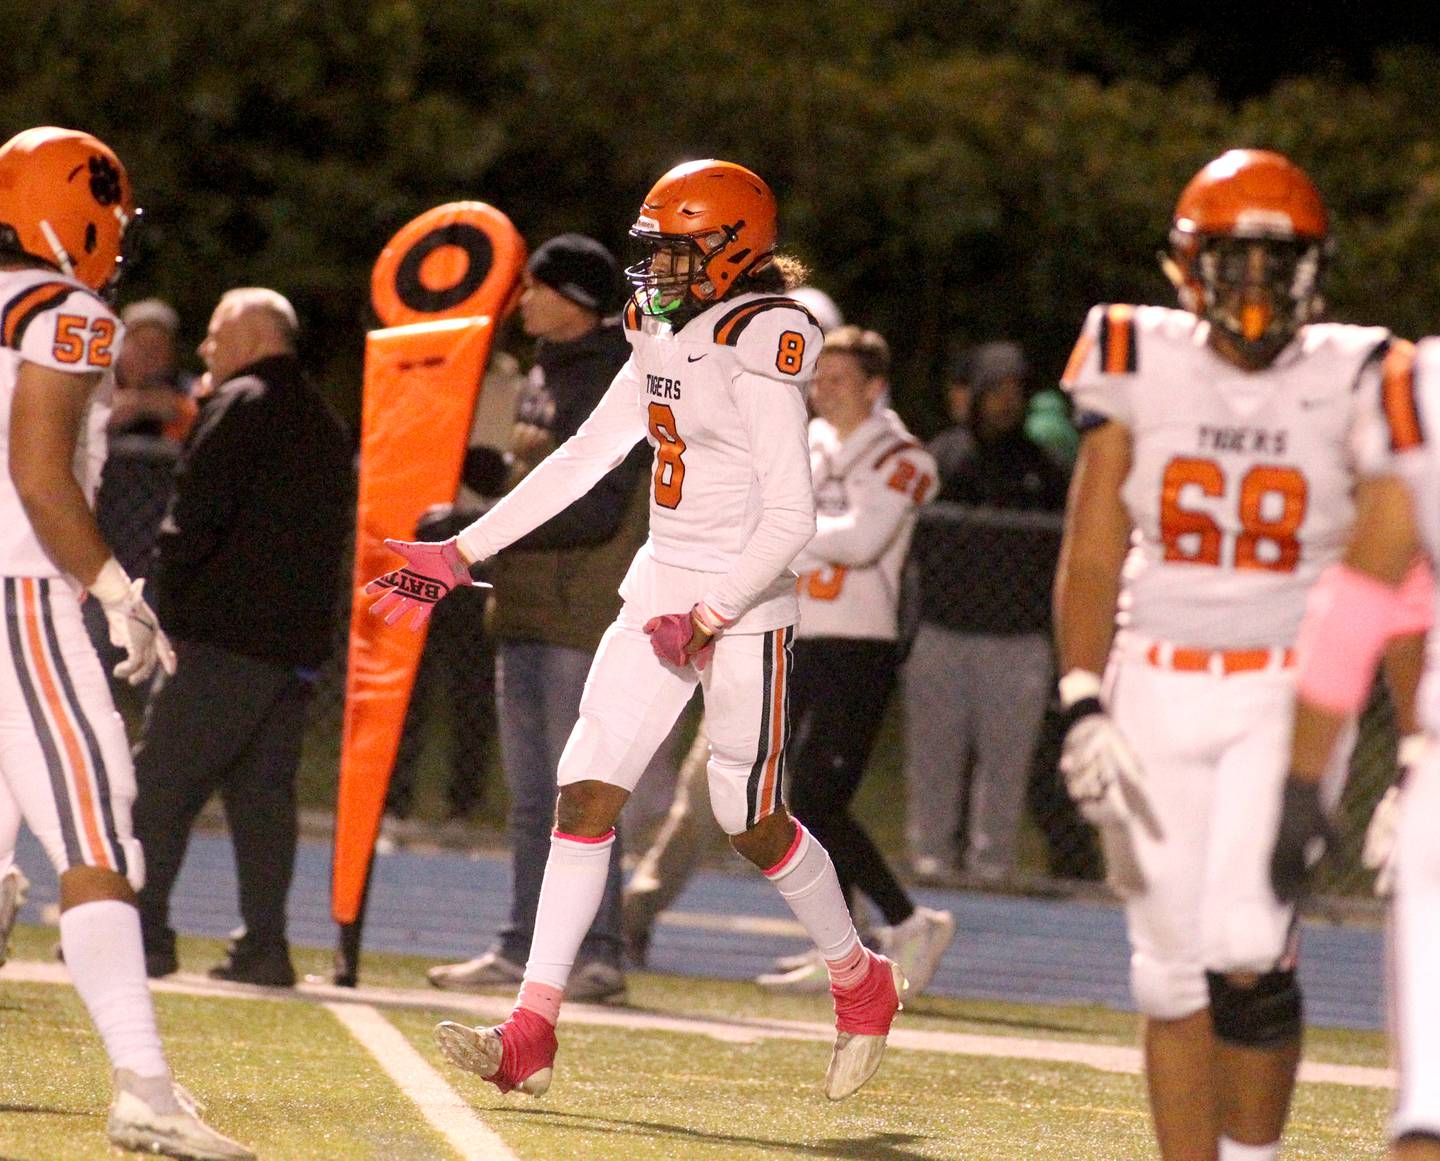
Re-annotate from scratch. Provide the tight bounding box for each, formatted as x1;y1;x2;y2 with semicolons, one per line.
686;354;707;363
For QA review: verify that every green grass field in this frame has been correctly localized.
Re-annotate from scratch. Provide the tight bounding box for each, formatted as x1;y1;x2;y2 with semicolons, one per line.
0;924;1396;1161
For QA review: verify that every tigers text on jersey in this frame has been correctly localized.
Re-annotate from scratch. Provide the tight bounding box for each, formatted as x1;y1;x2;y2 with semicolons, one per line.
1063;303;1391;649
791;409;935;641
0;267;119;577
456;291;821;632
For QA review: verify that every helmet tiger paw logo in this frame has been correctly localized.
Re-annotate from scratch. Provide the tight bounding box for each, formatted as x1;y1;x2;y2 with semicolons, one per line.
88;155;123;207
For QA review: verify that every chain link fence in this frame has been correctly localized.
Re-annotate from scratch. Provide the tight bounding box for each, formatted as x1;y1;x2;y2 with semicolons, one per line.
95;441;1399;907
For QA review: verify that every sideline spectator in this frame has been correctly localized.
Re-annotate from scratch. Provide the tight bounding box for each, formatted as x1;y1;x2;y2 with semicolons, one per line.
133;287;352;986
424;234;648;1004
109;297;197;443
903;341;1068;885
758;325;955;993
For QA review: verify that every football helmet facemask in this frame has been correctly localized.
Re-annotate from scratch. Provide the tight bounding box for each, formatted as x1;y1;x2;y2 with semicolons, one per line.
0;126;136;294
1162;149;1328;367
626;159;777;318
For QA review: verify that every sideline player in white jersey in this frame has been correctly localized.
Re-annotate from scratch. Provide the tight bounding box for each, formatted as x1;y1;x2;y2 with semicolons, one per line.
0;128;251;1159
1054;148;1421;1161
760;323;955;993
1271;337;1440;1161
367;160;905;1101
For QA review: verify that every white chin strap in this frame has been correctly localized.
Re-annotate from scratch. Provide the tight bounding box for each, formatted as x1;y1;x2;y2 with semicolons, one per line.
37;219;75;278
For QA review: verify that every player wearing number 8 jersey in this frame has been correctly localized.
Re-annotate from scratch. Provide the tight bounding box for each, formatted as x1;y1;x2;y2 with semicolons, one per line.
1055;148;1415;1161
369;159;905;1102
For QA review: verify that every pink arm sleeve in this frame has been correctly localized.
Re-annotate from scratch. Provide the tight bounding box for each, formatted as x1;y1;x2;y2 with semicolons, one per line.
1294;564;1409;714
1391;558;1435;636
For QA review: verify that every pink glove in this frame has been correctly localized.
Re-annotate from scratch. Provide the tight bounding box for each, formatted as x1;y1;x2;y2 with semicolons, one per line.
364;537;486;631
643;603;728;671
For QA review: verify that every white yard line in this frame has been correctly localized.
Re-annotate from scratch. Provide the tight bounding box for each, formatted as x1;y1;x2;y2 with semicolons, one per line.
325;1001;521;1161
2;960;1396;1092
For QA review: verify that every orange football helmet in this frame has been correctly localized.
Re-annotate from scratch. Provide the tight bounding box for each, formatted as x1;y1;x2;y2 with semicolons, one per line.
1163;149;1328;364
626;159;777;317
0;127;136;294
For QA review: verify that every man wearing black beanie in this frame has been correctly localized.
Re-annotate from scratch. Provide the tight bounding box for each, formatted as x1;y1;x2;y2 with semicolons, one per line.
426;234;649;1002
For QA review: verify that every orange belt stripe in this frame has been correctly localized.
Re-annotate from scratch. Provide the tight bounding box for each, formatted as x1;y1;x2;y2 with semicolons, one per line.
1145;642;1296;676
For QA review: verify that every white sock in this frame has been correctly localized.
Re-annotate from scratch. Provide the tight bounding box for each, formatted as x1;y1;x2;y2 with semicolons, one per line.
1219;1137;1280;1161
60;900;169;1079
523;830;616;992
763;823;861;963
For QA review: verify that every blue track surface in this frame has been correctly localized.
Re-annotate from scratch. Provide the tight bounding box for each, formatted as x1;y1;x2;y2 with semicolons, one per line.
12;827;1386;1031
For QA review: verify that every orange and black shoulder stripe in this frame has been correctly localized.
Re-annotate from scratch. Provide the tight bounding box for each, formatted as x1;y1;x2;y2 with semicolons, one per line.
1380;339;1424;452
871;437;921;471
1096;303;1138;374
712;296;817;347
622;295;642;332
1;279;78;351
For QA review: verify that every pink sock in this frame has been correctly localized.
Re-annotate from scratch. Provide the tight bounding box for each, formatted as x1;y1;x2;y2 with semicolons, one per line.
516;981;563;1027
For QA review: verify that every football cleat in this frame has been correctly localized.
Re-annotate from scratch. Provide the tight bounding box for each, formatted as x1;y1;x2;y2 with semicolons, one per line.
435;1008;557;1097
0;866;29;967
106;1069;254;1160
825;951;906;1101
876;906;955;996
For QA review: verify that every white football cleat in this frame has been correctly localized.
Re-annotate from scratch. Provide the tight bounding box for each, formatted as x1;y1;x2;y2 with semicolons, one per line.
107;1069;254;1160
0;866;29;968
877;906;955;995
825;952;907;1101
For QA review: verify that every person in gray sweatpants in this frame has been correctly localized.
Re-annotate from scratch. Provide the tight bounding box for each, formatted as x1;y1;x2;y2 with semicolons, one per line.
903;342;1068;885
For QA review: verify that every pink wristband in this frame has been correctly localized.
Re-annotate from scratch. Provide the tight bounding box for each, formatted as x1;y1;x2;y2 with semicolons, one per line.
1391;558;1435;636
1295;564;1406;714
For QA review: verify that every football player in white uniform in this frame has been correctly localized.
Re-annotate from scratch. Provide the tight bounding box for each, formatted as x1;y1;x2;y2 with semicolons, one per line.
368;160;905;1101
0;128;251;1160
1054;149;1416;1161
761;324;955;994
1272;338;1440;1161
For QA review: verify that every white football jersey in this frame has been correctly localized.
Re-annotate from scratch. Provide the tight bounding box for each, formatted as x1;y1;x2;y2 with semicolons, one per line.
457;290;821;632
0;267;119;577
791;408;935;641
1063;303;1391;648
1354;337;1440;735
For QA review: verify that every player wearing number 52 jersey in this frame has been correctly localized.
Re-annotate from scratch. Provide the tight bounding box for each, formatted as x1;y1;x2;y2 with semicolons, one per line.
0;127;250;1159
368;160;905;1103
1054;149;1417;1161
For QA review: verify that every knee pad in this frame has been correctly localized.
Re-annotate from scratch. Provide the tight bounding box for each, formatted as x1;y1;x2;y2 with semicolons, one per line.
706;756;759;836
1206;969;1302;1049
1130;953;1209;1021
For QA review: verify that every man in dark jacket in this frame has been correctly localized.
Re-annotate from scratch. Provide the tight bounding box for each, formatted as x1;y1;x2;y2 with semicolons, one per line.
133;287;352;985
426;235;648;1002
903;341;1070;886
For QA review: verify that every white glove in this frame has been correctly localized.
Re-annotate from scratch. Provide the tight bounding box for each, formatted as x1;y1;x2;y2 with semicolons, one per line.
1363;733;1426;897
1058;670;1162;840
87;559;176;686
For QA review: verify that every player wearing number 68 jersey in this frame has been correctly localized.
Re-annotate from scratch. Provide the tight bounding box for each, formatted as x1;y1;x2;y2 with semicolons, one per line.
369;160;906;1104
1054;148;1419;1161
